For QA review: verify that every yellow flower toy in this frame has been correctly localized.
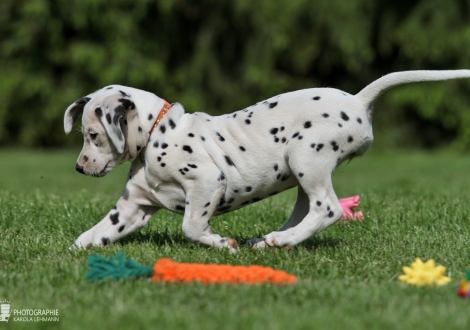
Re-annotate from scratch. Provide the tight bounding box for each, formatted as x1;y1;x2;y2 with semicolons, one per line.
399;258;451;286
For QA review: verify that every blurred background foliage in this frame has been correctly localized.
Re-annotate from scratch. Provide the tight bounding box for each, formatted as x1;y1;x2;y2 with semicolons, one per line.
1;0;470;149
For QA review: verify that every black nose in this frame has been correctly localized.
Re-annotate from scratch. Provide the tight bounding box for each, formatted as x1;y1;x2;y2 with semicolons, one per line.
76;163;84;174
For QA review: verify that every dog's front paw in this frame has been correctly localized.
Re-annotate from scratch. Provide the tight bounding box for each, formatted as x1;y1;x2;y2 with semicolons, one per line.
73;231;103;249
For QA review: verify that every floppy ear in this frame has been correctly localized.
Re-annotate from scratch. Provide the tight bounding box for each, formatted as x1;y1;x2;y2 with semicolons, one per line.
64;95;92;134
97;96;134;154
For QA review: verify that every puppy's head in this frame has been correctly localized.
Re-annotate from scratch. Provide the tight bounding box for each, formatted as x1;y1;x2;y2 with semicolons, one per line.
64;86;151;177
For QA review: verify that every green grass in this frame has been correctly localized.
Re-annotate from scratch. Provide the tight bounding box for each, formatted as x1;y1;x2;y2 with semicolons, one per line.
1;148;470;329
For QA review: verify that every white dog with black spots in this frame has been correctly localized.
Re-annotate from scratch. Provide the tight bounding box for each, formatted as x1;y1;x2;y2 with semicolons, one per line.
64;70;470;252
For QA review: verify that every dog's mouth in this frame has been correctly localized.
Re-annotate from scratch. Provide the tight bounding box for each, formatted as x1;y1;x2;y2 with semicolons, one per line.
88;161;114;177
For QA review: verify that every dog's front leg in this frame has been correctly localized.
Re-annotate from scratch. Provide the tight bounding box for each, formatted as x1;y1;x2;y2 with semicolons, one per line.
73;196;159;248
181;181;238;253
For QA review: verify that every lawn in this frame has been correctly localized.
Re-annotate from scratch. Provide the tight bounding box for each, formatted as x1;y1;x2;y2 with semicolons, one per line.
1;148;470;329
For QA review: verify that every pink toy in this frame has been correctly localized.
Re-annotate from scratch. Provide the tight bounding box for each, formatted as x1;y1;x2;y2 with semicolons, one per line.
339;195;363;220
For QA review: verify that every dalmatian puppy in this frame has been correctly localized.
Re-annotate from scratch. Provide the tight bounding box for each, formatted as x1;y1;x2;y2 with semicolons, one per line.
64;70;470;252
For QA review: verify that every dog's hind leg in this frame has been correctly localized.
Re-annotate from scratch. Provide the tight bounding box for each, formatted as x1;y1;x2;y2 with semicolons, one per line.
256;146;344;248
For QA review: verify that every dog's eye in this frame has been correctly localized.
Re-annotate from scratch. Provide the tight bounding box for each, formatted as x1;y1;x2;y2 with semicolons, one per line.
89;133;98;140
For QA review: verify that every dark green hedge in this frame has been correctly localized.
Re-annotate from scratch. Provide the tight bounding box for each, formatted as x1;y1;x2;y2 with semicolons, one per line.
1;0;470;148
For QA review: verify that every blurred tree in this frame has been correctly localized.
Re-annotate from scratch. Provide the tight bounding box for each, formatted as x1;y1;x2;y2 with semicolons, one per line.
0;0;469;149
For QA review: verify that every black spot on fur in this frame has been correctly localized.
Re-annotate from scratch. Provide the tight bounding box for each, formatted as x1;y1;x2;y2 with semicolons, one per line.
204;202;210;207
110;212;119;225
274;137;279;143
348;136;354;143
280;126;285;131
153;141;159;148
202;211;208;217
75;97;91;105
281;137;287;143
216;132;225;141
233;113;237;118
245;186;252;192
188;164;197;168
299;172;304;177
106;86;113;90
201;136;206;141
340;111;349;121
316;143;324;151
239;146;246;151
245;119;251;124
270;128;279;135
101;237;110;246
148;114;153;121
218;172;225;181
106;113;112;124
273;164;278;171
316;201;322;206
188;133;194;137
161;163;166;167
161;143;168;149
322;113;329;118
298;136;303;140
328;211;334;218
292;132;299;138
281;174;290;181
119;90;130;97
338;123;343;128
313;96;321;100
84;155;89;162
183;167;189;172
137;146;141;151
183;145;193;153
357;117;363;124
118;225;125;233
113;105;126;125
95;107;103;117
160;125;166;134
119;98;135;110
138;126;142;132
269;102;278;109
169;119;176;129
310;143;316;148
218;197;226;206
225;155;235;166
304;121;312;129
331;141;339;151
157;157;161;162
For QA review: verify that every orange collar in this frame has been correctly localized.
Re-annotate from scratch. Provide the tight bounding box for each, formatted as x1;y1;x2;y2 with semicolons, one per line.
149;100;171;138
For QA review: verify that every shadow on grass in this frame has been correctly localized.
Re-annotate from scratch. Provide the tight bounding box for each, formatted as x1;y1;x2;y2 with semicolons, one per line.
119;230;190;247
117;230;346;252
300;236;346;250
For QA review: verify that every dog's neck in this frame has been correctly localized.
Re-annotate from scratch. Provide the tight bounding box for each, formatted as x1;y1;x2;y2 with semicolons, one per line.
148;101;172;140
122;99;171;163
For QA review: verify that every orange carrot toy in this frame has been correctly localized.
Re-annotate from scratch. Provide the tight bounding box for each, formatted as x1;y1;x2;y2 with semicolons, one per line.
87;253;297;285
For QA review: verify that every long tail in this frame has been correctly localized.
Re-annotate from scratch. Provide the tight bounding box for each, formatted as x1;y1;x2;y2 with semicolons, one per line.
356;70;470;109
